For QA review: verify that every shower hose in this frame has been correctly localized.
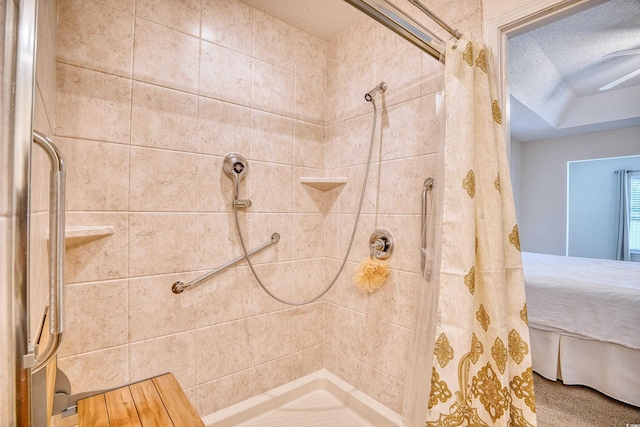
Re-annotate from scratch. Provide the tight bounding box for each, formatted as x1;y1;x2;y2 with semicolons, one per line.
233;100;379;306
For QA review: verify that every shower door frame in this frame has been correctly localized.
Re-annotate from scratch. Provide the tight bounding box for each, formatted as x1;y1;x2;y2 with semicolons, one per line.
1;0;39;425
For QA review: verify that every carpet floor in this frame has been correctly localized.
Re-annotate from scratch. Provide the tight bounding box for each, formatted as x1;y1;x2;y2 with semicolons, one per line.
534;373;640;427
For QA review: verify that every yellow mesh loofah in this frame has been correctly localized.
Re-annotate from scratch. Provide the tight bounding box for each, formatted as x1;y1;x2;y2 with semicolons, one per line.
353;257;390;293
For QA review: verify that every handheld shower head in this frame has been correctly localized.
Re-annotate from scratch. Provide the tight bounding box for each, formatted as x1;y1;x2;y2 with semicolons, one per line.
223;153;249;184
364;82;387;102
223;153;252;208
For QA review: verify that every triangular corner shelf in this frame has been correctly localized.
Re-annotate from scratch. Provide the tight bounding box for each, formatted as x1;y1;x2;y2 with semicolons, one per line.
63;225;115;246
299;177;348;192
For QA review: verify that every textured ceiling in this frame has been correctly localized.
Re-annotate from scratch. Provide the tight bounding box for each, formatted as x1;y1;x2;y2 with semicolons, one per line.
508;0;640;141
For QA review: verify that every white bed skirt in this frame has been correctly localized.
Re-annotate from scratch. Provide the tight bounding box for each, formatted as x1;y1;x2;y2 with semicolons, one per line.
530;328;640;407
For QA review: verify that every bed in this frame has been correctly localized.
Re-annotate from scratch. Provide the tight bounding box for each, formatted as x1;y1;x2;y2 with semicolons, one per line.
521;252;640;407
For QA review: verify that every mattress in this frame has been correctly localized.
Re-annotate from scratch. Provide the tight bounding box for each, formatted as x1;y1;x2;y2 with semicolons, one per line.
521;252;640;350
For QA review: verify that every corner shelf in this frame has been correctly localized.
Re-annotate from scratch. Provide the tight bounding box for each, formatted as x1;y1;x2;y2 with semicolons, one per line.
299;177;348;192
64;225;115;246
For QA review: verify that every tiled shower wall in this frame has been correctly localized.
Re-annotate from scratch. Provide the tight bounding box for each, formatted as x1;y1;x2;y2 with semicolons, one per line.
322;22;442;413
322;0;480;412
52;0;480;420
54;0;329;416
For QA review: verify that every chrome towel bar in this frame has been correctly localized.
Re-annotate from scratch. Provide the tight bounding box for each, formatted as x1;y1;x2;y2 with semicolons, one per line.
421;177;434;273
32;130;66;372
171;232;280;294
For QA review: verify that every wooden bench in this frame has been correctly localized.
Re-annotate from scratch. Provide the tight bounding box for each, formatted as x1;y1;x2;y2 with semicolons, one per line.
77;373;204;427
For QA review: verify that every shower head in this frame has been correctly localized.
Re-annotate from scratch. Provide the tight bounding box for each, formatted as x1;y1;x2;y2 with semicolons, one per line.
223;153;249;183
223;153;252;208
364;82;387;102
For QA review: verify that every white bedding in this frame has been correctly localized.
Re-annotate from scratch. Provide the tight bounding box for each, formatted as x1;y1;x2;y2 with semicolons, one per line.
521;252;640;350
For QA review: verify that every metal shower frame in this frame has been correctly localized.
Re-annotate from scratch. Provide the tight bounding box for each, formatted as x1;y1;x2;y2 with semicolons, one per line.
343;0;462;61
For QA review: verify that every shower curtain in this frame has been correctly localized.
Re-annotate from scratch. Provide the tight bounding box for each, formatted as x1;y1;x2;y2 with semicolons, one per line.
425;38;537;426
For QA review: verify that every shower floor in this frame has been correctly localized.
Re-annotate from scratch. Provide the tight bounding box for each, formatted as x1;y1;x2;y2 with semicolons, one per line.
202;369;403;427
236;389;382;426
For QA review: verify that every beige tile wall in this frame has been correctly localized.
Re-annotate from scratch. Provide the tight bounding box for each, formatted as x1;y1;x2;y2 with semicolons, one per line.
322;30;437;417
52;0;481;420
54;0;326;418
321;0;482;414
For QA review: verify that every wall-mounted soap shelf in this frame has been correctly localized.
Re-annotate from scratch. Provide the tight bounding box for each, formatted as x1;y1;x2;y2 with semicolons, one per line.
63;225;115;246
299;177;348;192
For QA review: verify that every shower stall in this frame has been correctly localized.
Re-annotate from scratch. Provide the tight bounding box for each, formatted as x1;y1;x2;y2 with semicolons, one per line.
1;0;481;425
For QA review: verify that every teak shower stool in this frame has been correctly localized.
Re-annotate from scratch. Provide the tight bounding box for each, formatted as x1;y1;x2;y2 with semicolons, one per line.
77;373;204;427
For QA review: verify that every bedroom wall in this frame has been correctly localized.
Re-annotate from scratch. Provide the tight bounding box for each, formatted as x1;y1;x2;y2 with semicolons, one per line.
567;155;640;259
510;136;522;221
518;125;640;255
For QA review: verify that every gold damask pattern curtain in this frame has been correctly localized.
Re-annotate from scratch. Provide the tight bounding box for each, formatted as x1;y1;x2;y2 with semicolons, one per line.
425;38;536;427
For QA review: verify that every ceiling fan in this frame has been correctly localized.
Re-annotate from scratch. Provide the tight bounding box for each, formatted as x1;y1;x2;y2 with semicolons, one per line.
599;48;640;91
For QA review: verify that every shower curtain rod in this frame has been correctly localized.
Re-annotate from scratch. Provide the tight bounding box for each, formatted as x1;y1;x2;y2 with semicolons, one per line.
343;0;461;61
407;0;462;40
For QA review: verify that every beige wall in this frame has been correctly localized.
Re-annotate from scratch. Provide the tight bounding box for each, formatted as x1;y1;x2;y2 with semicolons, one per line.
53;0;481;420
483;0;526;21
0;0;3;129
482;0;562;23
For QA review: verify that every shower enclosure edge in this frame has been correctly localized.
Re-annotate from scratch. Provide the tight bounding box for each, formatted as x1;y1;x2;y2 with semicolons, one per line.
1;0;38;425
402;93;446;427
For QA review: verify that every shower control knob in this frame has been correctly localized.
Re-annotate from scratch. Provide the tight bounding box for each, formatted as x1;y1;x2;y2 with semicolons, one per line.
369;229;394;260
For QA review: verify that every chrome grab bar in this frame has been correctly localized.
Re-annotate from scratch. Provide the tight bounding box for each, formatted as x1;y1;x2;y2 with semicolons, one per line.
32;130;66;372
421;177;434;273
172;232;280;294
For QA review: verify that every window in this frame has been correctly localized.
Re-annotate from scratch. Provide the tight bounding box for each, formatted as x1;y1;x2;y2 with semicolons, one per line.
630;173;640;253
